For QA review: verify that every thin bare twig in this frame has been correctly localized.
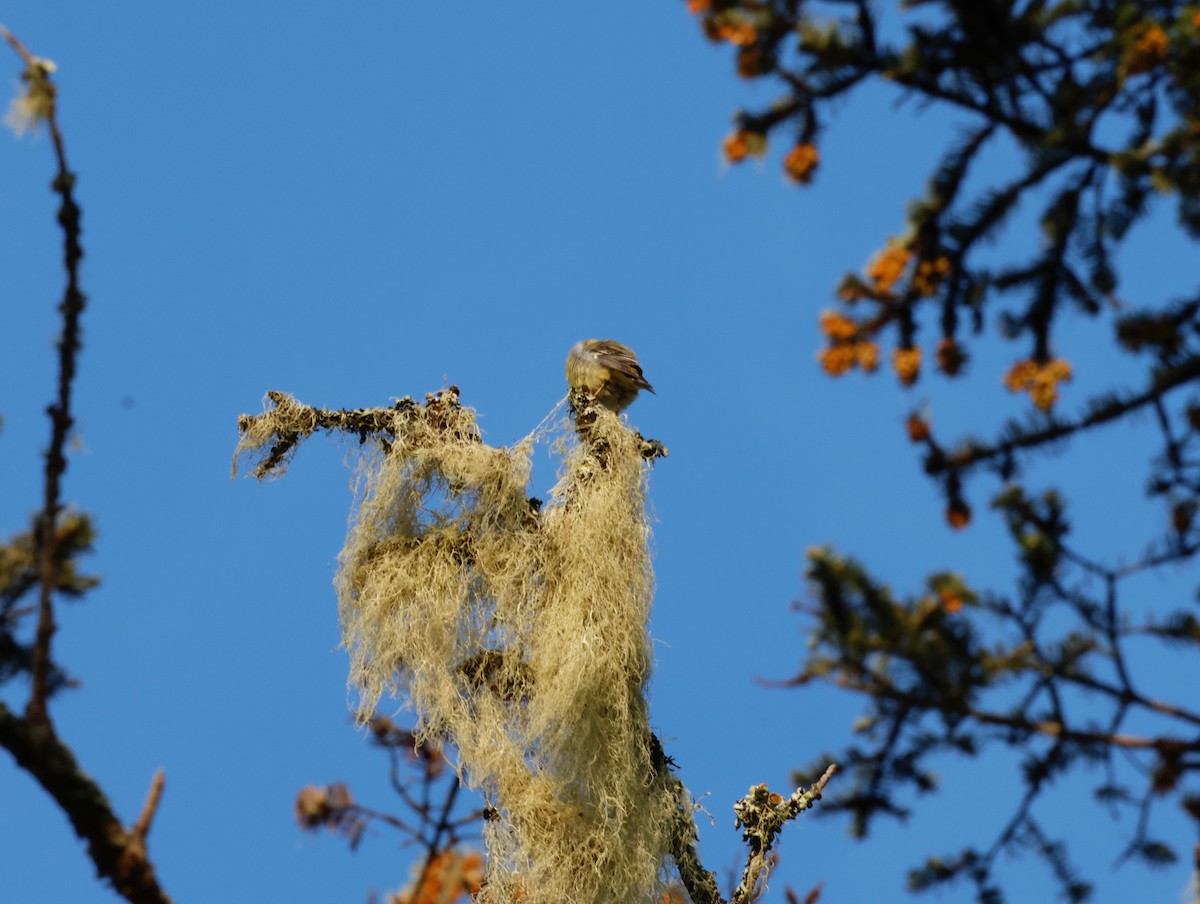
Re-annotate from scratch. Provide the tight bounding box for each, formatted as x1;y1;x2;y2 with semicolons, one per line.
1;23;87;724
131;770;166;842
1;27;171;904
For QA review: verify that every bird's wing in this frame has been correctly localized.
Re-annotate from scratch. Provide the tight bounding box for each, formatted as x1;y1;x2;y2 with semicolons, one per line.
591;341;654;392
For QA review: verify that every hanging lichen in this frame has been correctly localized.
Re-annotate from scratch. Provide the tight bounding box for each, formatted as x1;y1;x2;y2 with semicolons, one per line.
235;389;676;904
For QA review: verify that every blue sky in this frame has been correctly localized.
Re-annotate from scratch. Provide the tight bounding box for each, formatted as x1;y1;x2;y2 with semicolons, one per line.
2;3;1196;902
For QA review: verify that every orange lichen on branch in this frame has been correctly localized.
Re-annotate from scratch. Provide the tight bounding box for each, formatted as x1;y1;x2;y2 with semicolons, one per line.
723;128;767;163
892;345;922;386
686;0;712;13
1004;357;1072;410
784;143;820;184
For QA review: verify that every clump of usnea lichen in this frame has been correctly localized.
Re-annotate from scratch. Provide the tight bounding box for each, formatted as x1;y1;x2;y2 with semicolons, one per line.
234;390;675;904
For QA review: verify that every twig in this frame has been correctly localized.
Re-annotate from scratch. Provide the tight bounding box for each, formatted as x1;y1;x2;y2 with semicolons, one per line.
232;389;460;479
666;755;837;904
668;773;724;904
131;770;166;842
969;709;1198;751
0;702;171;904
1;23;88;724
0;23;34;65
0;28;172;904
408;780;465;904
731;765;838;904
951;355;1200;475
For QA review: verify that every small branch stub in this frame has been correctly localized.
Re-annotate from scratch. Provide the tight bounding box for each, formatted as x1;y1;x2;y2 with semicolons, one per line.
131;769;165;842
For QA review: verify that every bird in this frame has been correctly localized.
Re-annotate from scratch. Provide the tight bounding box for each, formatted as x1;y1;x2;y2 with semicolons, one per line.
565;339;655;412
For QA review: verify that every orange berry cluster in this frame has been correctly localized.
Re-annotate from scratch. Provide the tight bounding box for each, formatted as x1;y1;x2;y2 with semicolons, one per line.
784;142;820;183
818;317;966;386
688;0;779;80
722;130;820;185
722;128;768;163
816;342;880;376
816;310;879;376
912;256;951;296
865;241;912;294
862;238;950;298
892;346;922;386
1003;358;1072;410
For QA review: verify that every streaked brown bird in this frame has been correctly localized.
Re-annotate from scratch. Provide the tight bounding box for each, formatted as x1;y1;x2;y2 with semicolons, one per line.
565;339;655;412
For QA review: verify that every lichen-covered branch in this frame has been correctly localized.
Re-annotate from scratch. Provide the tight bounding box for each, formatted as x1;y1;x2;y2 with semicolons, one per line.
666;773;724;904
659;744;837;904
240;387;832;902
232;388;473;479
243;388;684;904
730;765;838;904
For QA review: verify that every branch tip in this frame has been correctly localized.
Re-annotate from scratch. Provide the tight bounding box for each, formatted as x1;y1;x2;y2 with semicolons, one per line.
131;769;166;842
